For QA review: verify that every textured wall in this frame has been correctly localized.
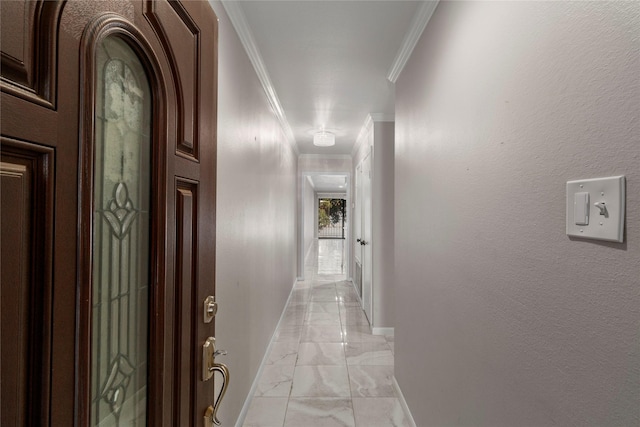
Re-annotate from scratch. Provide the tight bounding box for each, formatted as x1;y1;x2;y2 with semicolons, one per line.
209;2;298;425
395;2;640;426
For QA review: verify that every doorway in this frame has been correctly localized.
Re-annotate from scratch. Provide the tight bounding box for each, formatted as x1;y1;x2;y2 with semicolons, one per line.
299;173;351;281
318;198;347;239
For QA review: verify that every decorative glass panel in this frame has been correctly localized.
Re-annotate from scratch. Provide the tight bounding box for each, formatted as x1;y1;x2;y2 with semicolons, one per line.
91;35;152;427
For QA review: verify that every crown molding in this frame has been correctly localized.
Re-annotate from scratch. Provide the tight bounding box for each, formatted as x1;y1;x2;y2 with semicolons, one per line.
351;112;395;158
220;0;298;154
386;1;439;83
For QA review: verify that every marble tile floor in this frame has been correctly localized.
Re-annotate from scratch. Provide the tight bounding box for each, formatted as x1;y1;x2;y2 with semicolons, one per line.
243;240;408;427
317;239;346;276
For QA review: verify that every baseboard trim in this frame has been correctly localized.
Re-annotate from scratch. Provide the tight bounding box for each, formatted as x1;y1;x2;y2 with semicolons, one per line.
304;242;314;265
393;376;417;427
234;277;298;427
347;278;364;307
372;327;394;336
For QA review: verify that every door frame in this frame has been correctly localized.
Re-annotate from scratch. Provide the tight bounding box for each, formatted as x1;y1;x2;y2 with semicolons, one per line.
317;195;347;240
299;172;351;281
355;148;373;324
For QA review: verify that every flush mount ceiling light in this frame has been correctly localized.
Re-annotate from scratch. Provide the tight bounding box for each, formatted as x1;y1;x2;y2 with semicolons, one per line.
313;131;335;147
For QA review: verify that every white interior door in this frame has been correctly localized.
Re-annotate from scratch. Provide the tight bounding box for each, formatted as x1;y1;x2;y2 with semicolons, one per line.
361;151;373;323
354;165;363;267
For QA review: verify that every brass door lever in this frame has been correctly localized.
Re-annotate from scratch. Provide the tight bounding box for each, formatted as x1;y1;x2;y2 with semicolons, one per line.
202;337;230;426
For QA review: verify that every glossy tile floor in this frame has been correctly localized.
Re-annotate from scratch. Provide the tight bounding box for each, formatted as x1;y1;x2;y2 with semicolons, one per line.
243;240;409;427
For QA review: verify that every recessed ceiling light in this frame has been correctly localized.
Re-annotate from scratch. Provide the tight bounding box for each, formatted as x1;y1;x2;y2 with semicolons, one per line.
313;131;335;147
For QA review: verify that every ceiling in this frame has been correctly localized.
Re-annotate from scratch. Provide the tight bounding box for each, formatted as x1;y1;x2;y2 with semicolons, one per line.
308;175;348;193
224;1;431;155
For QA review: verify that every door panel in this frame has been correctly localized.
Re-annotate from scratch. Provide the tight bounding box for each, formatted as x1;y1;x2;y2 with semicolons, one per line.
175;179;199;425
0;0;61;106
355;164;362;265
361;151;373;323
0;0;34;83
145;0;201;159
0;157;30;427
1;1;219;425
0;138;54;427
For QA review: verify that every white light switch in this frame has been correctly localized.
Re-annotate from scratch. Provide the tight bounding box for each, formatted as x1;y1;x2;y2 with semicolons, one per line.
566;176;625;243
574;192;589;225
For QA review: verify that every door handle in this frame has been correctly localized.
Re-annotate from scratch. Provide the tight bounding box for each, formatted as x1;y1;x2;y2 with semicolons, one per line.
202;337;230;426
203;363;229;426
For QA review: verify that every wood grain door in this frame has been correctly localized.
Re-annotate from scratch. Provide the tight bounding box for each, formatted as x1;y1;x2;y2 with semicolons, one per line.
0;1;219;425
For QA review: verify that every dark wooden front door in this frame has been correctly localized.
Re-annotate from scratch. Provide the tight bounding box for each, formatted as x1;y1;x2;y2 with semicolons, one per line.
1;1;219;425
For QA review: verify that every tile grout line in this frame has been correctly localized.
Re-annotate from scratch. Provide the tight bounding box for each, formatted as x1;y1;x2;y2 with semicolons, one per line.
342;281;359;427
244;239;358;426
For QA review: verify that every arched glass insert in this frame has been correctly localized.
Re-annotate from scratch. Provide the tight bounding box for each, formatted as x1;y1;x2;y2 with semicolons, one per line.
91;34;152;426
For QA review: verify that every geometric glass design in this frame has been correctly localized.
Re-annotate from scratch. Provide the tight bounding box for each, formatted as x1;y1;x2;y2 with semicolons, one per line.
103;182;137;240
101;354;136;418
91;35;152;427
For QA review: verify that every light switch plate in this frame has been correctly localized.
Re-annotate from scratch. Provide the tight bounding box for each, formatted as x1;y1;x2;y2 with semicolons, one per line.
566;176;625;242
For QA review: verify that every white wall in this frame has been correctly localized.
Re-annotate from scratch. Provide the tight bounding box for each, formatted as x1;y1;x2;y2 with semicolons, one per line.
209;2;298;425
395;2;640;426
372;122;394;329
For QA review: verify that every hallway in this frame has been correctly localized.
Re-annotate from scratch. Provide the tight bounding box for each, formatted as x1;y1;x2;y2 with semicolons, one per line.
1;1;637;425
243;240;406;427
